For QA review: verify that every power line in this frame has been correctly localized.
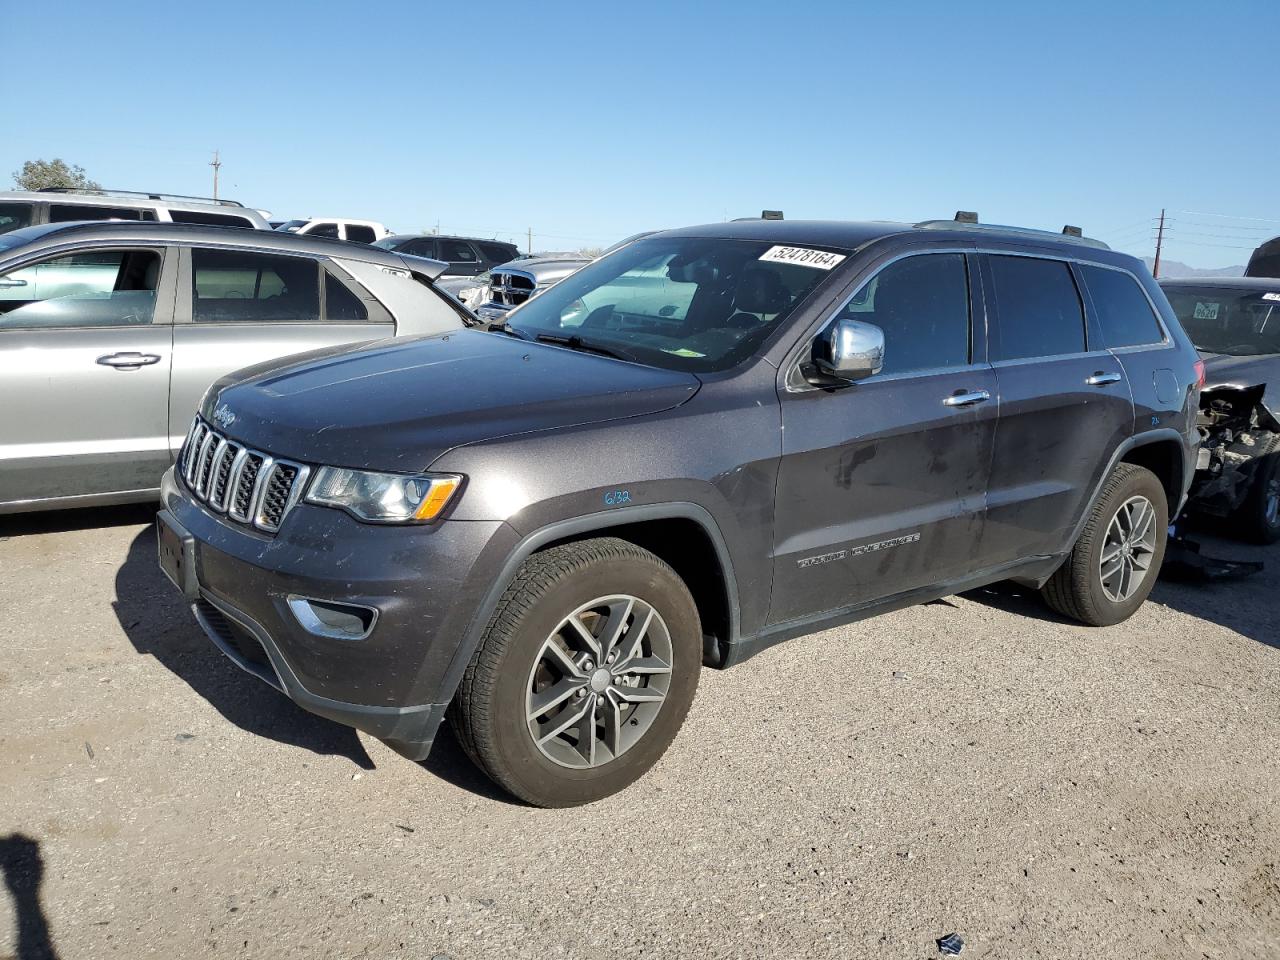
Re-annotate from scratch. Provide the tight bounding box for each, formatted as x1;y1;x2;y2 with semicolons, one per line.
1172;209;1280;224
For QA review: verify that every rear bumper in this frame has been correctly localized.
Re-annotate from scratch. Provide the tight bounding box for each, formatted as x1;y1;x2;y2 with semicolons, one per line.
159;468;518;760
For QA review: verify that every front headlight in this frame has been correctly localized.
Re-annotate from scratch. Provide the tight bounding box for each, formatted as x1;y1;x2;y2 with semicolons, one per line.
305;468;463;523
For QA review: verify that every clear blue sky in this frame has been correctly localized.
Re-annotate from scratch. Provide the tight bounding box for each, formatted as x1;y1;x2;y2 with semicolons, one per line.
6;0;1277;267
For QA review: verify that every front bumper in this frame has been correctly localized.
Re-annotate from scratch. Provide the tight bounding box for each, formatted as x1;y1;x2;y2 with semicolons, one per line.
159;468;517;760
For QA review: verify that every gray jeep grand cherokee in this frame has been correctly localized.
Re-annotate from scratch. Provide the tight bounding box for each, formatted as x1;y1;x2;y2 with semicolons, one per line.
157;216;1202;806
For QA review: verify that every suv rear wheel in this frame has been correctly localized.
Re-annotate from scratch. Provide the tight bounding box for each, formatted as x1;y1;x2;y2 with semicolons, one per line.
1041;463;1168;626
448;537;701;807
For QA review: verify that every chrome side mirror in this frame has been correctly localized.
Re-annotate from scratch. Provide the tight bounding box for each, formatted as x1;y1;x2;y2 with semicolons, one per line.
816;318;884;382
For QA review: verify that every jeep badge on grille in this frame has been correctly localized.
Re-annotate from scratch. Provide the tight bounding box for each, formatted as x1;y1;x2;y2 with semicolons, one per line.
213;403;236;429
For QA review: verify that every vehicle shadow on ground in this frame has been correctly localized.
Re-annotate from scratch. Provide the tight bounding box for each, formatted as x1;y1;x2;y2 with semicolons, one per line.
0;833;60;960
112;526;376;769
962;534;1279;650
417;727;525;805
0;502;157;538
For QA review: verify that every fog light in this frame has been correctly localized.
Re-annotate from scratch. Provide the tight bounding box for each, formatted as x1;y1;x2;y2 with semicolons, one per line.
287;596;378;640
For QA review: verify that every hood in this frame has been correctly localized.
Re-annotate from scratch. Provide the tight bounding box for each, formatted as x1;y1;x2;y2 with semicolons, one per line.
496;258;589;284
204;330;700;473
1200;352;1280;397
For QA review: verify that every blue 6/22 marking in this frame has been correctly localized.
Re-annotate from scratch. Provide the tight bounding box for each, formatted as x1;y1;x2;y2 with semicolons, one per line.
604;490;632;506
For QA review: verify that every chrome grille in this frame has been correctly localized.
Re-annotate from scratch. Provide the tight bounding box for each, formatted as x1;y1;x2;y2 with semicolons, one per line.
489;271;535;306
178;416;308;534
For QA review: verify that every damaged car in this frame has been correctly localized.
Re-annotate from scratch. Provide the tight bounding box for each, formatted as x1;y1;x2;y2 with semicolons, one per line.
1161;277;1280;542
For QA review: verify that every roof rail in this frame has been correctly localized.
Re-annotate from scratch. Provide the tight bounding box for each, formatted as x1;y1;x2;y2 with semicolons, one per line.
36;187;245;208
913;213;1109;250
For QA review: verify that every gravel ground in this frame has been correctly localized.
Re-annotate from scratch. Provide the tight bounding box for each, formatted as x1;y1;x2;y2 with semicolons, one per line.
1;506;1277;960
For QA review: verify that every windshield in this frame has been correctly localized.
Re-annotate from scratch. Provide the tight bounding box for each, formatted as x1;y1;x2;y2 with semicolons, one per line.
503;236;848;372
1165;285;1280;356
274;220;308;232
372;237;406;251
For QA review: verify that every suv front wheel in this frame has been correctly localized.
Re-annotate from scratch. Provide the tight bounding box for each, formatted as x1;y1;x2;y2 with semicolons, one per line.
449;537;702;807
1041;463;1169;626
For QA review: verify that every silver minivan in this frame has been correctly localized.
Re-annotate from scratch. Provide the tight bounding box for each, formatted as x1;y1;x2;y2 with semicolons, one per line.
0;221;468;513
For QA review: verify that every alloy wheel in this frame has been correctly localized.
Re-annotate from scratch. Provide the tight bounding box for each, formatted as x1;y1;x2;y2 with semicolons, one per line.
525;595;673;769
1098;494;1158;603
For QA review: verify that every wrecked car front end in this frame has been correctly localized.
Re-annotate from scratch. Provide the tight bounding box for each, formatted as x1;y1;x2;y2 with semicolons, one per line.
1188;380;1280;533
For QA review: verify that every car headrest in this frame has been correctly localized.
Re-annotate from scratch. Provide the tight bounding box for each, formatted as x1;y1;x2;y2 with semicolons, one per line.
666;256;721;285
734;268;791;315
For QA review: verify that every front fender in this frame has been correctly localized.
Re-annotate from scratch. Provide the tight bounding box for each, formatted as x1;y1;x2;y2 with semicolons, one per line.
426;501;742;707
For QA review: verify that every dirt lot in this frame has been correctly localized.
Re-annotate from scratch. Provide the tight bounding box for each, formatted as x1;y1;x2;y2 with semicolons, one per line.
1;506;1277;960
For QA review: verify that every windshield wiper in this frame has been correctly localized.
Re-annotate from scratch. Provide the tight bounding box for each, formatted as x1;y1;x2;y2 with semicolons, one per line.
533;333;639;363
483;319;530;340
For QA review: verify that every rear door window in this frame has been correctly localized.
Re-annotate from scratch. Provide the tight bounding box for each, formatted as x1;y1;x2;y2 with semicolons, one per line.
344;224;377;244
437;239;479;263
48;204;157;223
832;253;971;375
191;248;320;322
477;241;516;264
988;255;1087;360
0;202;34;235
0;248;162;327
1080;264;1165;348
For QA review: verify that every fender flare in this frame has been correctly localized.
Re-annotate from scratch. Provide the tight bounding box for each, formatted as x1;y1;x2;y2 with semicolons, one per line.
1066;428;1193;549
432;502;742;705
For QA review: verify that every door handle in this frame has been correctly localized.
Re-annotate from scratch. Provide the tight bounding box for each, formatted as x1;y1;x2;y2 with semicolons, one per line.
942;389;991;407
97;352;162;370
1085;371;1123;386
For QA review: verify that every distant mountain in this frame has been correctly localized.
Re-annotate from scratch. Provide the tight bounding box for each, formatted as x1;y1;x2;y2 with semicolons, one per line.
1142;258;1245;279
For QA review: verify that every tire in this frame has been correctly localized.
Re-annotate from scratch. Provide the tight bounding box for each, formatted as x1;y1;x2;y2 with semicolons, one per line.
448;537;702;807
1041;463;1168;627
1233;436;1280;545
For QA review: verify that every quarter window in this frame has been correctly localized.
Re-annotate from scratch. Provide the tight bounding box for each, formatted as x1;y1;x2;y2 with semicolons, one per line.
831;253;971;375
0;248;162;328
1080;264;1164;348
169;209;257;229
191;248;320;322
989;255;1086;361
325;272;369;321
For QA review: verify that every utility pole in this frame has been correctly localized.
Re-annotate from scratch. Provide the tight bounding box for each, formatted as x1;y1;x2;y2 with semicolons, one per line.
209;150;222;200
527;227;533;254
1153;208;1166;278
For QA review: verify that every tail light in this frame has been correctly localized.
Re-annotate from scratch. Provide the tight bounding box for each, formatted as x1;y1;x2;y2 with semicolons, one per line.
1193;359;1206;389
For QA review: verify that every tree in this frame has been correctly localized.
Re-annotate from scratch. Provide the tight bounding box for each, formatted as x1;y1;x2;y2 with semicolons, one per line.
12;158;101;192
